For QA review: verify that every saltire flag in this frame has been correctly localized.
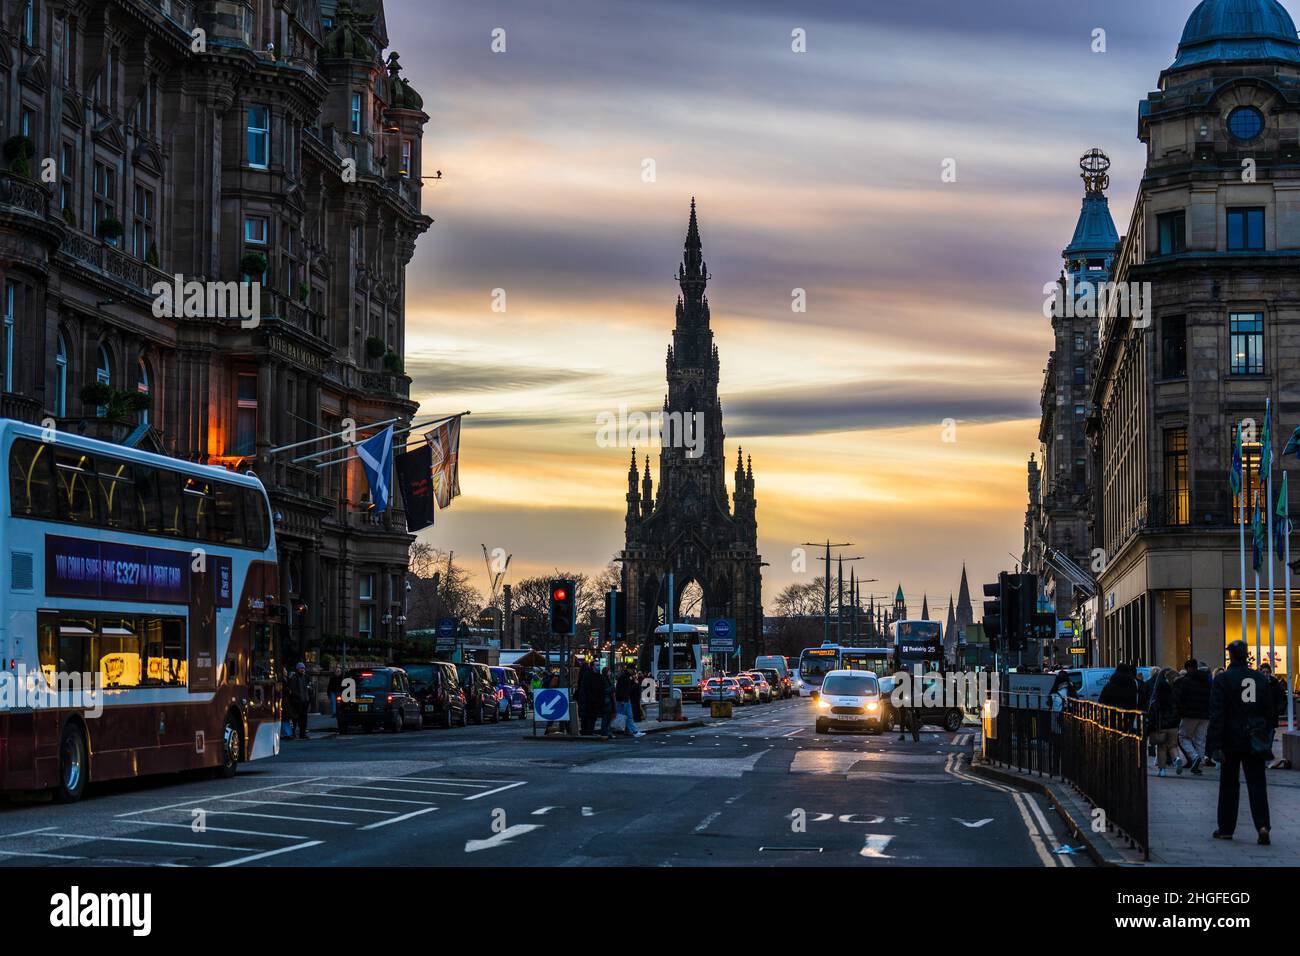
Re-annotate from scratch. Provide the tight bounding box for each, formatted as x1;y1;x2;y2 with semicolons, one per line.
395;439;435;532
1276;472;1291;556
357;425;394;512
1261;398;1274;477
1252;492;1265;573
428;416;462;510
1230;422;1243;497
1284;425;1300;459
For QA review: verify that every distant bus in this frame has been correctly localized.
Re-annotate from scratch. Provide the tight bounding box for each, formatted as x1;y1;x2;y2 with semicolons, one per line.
0;422;281;801
891;620;945;672
651;623;715;701
797;644;893;695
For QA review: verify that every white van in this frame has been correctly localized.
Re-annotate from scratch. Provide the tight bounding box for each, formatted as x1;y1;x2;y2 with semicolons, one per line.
1063;666;1158;702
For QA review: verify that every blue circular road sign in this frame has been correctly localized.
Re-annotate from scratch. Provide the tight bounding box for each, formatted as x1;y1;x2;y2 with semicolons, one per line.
437;618;456;638
711;619;732;638
533;688;569;722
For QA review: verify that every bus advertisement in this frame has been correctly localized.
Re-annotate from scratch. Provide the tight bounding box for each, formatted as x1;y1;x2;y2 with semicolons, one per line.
0;421;282;801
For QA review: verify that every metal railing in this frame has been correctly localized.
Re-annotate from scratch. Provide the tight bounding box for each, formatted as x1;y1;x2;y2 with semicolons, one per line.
983;690;1148;858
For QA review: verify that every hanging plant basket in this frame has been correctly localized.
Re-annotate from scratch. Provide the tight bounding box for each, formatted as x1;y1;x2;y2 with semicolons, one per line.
365;336;387;359
239;251;268;279
98;218;125;242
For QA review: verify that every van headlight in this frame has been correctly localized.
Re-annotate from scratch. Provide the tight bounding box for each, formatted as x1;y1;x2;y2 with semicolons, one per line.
867;701;879;712
817;697;831;710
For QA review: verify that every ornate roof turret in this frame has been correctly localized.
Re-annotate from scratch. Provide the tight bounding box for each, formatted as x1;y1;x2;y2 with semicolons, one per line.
1062;149;1119;278
1171;0;1300;70
387;52;425;110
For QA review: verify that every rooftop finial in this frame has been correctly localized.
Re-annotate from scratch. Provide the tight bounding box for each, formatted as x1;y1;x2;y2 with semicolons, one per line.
1080;148;1111;195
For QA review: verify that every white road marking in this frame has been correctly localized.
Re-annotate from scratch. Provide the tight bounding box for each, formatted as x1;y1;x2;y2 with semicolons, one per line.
359;806;440;830
270;789;437;806
464;781;527;801
464;823;541;853
115;777;329;817
44;833;260;852
694;811;721;833
219;799;395;815
121;820;308;840
860;834;895;859
213;840;324;867
953;818;994;828
0;849;86;860
0;827;54;838
183;810;354;826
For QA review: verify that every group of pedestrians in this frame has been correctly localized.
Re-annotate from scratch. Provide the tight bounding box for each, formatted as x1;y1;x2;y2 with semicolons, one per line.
574;661;648;739
1095;641;1287;846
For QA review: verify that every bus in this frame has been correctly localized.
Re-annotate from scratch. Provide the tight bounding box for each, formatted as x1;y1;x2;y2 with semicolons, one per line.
797;644;893;695
0;421;281;801
891;620;945;672
651;623;716;701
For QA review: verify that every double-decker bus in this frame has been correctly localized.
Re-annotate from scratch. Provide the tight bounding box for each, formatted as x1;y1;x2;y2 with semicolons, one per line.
797;644;893;695
651;623;716;701
0;421;281;801
891;620;945;672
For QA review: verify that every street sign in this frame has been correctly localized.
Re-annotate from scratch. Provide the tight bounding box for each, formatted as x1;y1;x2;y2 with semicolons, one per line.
533;688;570;722
437;618;456;639
708;618;736;653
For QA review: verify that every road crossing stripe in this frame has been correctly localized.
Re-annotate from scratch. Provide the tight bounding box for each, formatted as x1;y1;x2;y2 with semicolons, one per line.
188;810;354;825
116;776;330;817
270;789;437;805
219;799;395;814
213;840;324;867
122;820;309;840
360;806;440;830
464;781;527;800
44;833;262;852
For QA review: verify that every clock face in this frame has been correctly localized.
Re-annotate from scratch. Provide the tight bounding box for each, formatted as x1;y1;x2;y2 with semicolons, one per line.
1227;106;1264;143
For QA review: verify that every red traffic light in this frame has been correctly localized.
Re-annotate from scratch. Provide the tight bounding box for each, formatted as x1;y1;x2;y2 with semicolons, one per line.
553;587;567;601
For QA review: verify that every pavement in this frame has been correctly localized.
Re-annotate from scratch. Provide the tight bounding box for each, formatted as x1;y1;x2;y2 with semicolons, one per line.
973;734;1299;867
0;696;1084;867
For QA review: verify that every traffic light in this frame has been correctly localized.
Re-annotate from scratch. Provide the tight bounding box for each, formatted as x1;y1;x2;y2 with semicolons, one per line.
604;589;626;642
982;573;1005;652
549;579;577;635
1002;573;1038;653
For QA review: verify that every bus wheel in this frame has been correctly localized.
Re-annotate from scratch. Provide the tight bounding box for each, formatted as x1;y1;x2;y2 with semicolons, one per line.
218;714;242;779
54;723;88;803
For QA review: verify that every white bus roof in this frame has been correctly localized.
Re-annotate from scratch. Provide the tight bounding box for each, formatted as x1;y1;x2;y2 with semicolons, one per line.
0;420;269;492
653;623;708;634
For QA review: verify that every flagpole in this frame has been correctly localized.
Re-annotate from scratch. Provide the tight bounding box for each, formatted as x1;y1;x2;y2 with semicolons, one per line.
296;412;466;465
1286;470;1295;733
314;412;470;469
1240;459;1247;650
1268;468;1277;673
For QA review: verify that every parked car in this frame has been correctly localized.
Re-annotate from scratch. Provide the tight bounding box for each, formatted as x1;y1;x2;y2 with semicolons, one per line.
814;669;884;734
489;665;527;719
758;668;790;699
457;662;501;724
745;670;773;703
403;661;468;728
878;674;965;732
700;676;743;705
734;674;759;704
336;667;423;733
754;655;790;682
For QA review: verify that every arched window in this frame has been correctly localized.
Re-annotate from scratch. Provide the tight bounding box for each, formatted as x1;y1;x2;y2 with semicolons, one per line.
95;344;111;417
55;331;68;417
136;356;151;426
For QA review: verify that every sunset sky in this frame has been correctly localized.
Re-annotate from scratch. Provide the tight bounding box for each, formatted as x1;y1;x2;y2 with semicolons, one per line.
385;0;1213;615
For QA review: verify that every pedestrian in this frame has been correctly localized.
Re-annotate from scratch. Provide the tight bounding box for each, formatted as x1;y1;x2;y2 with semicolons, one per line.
1145;668;1182;776
278;666;294;739
577;662;604;736
1049;671;1074;736
1207;640;1280;845
615;665;646;738
326;667;343;717
1174;658;1211;773
599;666;615;740
894;671;920;743
288;662;312;740
631;667;646;724
1099;662;1140;709
1259;663;1286;734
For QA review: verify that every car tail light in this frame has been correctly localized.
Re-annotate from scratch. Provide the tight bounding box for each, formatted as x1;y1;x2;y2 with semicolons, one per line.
386;694;395;703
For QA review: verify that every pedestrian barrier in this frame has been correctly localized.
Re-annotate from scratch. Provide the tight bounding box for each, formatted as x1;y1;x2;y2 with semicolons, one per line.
983;690;1148;859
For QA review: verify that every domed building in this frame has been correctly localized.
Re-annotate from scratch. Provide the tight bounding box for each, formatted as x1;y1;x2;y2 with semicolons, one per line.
1087;0;1300;679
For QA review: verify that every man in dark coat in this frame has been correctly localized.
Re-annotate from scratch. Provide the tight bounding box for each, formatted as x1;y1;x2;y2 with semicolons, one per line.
576;663;604;736
1174;659;1212;773
287;662;312;739
1099;663;1140;709
1208;640;1279;845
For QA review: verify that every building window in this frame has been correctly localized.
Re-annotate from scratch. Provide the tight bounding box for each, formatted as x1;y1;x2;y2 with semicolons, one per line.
1227;106;1265;143
1163;428;1189;526
136;357;151;426
244;216;269;245
1157;210;1186;256
3;282;15;393
1161;315;1186;378
22;0;34;45
1074;404;1086;417
358;573;375;640
20;107;33;139
350;92;362;134
93;162;117;240
59;142;74;213
1073;333;1085;352
1073;365;1085;386
247;105;269;169
234;373;257;456
132;184;154;260
1227;207;1265;251
1229;312;1264;375
95;344;112;417
96;46;115;107
400;139;412;178
55;332;68;417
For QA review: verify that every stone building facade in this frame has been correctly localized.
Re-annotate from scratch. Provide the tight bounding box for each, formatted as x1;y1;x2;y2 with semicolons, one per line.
0;0;430;659
1088;0;1300;679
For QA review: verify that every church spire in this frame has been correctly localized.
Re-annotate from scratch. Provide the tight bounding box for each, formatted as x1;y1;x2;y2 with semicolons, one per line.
677;197;708;305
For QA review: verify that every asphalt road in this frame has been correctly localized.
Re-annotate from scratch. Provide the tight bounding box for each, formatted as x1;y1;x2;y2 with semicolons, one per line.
0;697;1087;867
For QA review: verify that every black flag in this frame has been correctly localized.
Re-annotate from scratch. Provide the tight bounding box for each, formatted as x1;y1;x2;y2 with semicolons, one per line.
395;440;434;532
